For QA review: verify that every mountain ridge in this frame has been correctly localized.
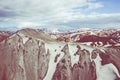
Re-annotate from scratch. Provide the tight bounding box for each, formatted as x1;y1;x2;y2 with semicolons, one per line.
0;28;120;80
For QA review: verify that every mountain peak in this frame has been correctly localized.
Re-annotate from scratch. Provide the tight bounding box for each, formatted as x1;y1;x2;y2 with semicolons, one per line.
14;28;54;42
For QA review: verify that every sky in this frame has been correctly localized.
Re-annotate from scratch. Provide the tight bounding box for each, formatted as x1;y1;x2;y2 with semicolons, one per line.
0;0;120;31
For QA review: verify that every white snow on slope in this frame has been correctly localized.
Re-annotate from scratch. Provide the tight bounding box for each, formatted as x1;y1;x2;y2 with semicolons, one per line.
80;42;92;46
94;53;120;80
22;37;29;44
68;44;79;66
115;43;120;46
80;44;94;53
93;53;102;76
44;42;120;80
44;42;64;80
69;32;83;37
98;63;120;80
79;44;94;61
17;32;29;44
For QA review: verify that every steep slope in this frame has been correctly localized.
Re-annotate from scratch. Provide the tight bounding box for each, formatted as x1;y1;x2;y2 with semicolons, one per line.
0;29;50;80
51;44;96;80
43;42;120;80
17;28;55;42
110;31;120;43
52;44;72;80
105;47;120;73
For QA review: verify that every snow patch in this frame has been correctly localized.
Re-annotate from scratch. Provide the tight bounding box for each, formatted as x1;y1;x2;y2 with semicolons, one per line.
97;63;120;80
80;44;94;53
115;43;120;46
17;32;29;44
81;42;92;46
44;43;64;80
69;44;79;66
94;53;120;80
69;43;94;65
100;48;105;53
22;37;29;44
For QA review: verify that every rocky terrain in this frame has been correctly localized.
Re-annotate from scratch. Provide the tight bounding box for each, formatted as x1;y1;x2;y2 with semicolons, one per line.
0;28;120;80
0;31;13;42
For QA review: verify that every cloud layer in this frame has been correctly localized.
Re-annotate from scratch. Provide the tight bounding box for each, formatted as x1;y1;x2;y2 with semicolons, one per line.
0;0;120;30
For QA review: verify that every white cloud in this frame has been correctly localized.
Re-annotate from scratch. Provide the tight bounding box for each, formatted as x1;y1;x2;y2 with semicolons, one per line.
0;0;103;21
17;22;40;29
0;0;119;30
71;13;120;22
87;2;103;10
50;13;120;29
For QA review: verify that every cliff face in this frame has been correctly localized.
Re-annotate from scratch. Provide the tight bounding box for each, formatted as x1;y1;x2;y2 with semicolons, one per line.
0;29;50;80
72;46;96;80
52;44;72;80
52;44;96;80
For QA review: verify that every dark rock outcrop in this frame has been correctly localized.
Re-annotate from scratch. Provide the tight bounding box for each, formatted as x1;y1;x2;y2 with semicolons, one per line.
72;46;96;80
52;44;96;80
76;35;117;45
52;44;72;80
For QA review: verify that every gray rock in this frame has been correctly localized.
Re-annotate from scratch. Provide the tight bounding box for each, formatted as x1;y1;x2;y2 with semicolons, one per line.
52;44;72;80
0;30;50;80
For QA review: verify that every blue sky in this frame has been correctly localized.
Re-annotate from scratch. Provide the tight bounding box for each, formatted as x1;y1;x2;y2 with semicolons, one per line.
0;0;120;31
94;0;120;13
